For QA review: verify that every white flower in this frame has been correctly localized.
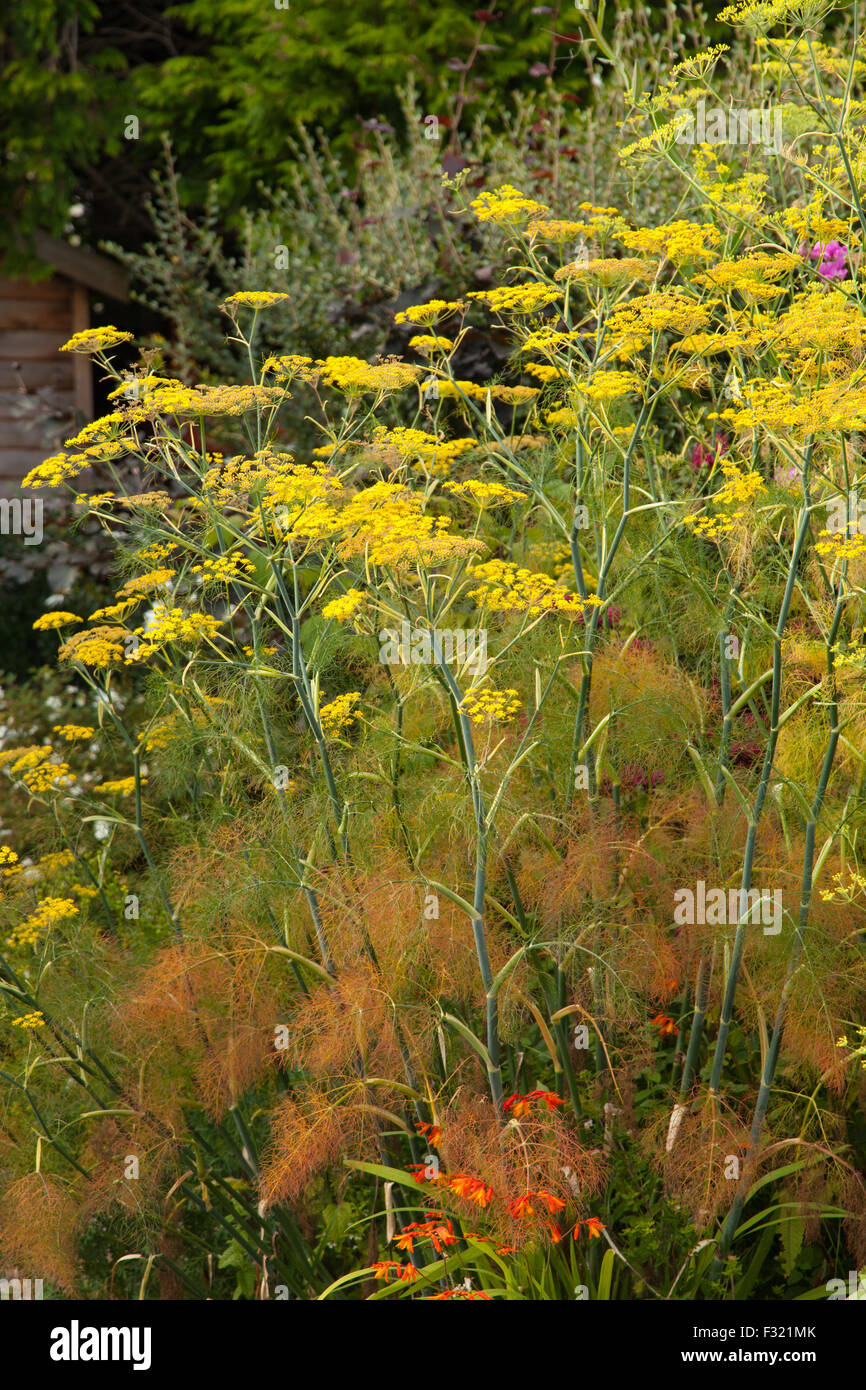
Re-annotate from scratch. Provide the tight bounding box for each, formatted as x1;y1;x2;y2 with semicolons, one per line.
94;820;111;841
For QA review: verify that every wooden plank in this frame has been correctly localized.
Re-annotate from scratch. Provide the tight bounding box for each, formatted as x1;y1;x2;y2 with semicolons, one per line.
0;423;70;449
0;330;70;359
0;362;74;390
71;284;93;418
0;397;76;421
0;299;72;332
0;275;69;302
32;233;129;301
0;447;54;472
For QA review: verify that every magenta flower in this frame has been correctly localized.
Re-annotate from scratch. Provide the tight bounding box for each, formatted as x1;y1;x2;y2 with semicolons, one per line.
690;432;729;471
620;764;665;790
803;240;848;281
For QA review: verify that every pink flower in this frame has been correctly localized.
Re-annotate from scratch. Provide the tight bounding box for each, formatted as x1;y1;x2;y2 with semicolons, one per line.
690;432;729;471
803;240;848;281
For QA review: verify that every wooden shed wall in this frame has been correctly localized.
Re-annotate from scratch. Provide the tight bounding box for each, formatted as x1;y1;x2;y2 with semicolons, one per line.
0;274;88;490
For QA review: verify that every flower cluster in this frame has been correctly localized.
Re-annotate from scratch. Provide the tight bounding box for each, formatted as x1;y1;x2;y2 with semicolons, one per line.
8;896;78;950
318;692;362;734
468;559;600;619
459;687;522;725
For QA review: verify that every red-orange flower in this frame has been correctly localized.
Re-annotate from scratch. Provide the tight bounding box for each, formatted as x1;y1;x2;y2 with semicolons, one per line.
574;1216;605;1240
448;1173;494;1207
650;1012;678;1038
371;1260;401;1281
415;1120;442;1146
507;1192;535;1219
396;1217;457;1255
428;1289;493;1300
535;1189;566;1215
503;1089;565;1118
507;1189;566;1219
408;1162;443;1184
527;1089;566;1113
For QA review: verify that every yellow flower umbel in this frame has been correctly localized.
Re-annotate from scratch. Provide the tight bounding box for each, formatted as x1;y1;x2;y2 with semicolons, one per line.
322;589;366;622
394;300;464;326
526;219;589;242
814;529;866;562
131;605;224;660
460;687;522;724
367;426;475;475
442;480;527;506
467;284;562;315
577;371;642;403
555;257;653;287
52;724;95;742
58;626;130;668
315;356;422;394
408;334;454;353
468;559;601;619
469;185;550;224
191;555;255;585
319;692;362;735
620;221;720;266
60;326;133;354
11;1012;46;1029
33;612;82;631
93;777;141;795
8;896;78;950
0;746;74;794
685;461;768;540
0;847;22;880
222;291;290;309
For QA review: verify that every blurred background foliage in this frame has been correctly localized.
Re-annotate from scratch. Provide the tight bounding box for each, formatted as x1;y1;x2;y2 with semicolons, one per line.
3;0;729;267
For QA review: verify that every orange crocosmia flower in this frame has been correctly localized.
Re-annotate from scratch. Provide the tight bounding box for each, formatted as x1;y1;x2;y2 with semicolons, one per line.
650;1012;679;1038
399;1263;420;1282
545;1221;565;1243
399;1217;457;1254
416;1120;442;1146
507;1193;535;1219
448;1174;494;1207
427;1220;457;1253
371;1260;400;1281
509;1189;565;1218
535;1189;566;1215
429;1289;493;1300
408;1162;443;1184
504;1089;565;1118
574;1216;605;1240
527;1089;565;1112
